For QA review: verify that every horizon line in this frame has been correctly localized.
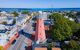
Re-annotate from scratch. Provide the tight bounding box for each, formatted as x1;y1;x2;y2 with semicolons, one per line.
0;7;80;8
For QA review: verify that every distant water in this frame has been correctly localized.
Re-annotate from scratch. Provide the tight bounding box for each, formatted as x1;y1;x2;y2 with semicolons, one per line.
0;8;80;12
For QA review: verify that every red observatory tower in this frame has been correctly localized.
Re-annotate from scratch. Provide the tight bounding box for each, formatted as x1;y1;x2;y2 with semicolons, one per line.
35;18;46;44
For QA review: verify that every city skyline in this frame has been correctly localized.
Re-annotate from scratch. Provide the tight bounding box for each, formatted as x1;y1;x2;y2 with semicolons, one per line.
0;0;80;8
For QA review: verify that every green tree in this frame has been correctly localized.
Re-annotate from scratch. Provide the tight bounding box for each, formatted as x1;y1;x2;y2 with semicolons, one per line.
48;43;52;50
62;40;80;50
67;19;80;32
12;11;19;17
49;13;80;50
69;40;79;48
13;18;16;24
2;21;7;24
21;10;29;15
50;13;72;41
47;42;55;50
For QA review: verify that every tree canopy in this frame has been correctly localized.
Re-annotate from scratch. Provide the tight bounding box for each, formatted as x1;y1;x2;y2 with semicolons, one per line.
21;10;29;14
50;13;80;41
12;11;19;17
62;40;80;50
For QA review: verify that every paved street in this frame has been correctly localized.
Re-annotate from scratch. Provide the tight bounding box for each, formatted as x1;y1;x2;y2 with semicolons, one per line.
8;34;26;50
23;19;34;34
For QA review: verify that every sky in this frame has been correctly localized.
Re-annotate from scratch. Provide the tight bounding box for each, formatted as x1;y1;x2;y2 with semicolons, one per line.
0;0;80;8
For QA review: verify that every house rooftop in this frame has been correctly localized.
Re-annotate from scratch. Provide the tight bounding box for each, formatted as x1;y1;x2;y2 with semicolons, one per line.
52;48;61;50
0;24;6;30
35;48;47;50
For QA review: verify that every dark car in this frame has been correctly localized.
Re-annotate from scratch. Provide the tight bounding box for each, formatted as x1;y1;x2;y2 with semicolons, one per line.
32;23;36;27
12;40;16;44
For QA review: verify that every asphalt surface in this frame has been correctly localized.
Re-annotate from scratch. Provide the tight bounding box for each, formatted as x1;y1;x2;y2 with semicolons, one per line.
8;35;26;50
